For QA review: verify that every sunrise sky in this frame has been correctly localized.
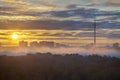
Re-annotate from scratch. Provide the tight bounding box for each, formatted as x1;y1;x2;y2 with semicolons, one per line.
0;0;120;46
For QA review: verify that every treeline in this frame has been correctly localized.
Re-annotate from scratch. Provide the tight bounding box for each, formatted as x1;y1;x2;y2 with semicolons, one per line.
0;53;120;80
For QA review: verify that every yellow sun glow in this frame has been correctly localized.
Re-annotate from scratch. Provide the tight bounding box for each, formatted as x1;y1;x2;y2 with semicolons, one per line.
11;33;18;39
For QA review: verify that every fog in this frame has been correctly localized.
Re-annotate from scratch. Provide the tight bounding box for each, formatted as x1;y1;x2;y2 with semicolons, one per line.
0;47;120;58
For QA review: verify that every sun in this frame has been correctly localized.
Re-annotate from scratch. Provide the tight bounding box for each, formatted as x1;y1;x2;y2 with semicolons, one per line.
11;33;19;39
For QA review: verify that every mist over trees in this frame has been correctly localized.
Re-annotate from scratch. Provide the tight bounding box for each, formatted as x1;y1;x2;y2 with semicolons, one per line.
0;53;120;80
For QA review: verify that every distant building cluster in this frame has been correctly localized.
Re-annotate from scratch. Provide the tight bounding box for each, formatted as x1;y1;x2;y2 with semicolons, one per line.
19;41;28;47
0;41;119;50
104;43;120;50
112;43;120;49
19;41;69;48
85;42;120;50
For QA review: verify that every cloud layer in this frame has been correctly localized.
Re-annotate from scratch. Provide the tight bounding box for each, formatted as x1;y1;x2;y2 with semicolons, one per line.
0;0;120;45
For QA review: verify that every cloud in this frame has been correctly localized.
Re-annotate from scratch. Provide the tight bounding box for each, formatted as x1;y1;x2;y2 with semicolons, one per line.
49;8;97;18
0;2;119;31
0;6;18;11
75;31;108;37
108;31;120;38
0;15;38;21
105;0;120;7
107;2;120;7
0;0;30;6
86;0;120;7
0;0;56;14
66;4;78;9
27;37;78;40
51;33;73;37
0;5;21;15
44;8;120;20
107;0;120;4
0;19;120;31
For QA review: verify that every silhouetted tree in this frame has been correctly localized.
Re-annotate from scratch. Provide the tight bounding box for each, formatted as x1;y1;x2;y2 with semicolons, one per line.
0;53;120;80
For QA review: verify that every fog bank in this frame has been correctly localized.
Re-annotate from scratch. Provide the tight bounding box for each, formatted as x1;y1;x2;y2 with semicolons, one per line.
0;47;120;58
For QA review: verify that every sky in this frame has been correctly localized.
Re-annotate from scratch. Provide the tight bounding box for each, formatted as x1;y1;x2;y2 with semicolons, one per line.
0;0;120;46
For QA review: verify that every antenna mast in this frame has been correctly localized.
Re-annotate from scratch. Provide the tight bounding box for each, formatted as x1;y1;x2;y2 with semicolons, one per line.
94;15;96;45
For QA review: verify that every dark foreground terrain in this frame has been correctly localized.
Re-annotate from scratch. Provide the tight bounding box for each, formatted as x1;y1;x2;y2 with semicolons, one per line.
0;53;120;80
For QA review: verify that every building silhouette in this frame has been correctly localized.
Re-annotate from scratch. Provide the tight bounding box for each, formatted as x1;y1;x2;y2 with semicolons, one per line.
29;41;70;48
19;41;28;47
112;43;119;49
55;43;69;48
39;41;55;48
0;43;2;47
18;41;69;48
30;41;39;47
